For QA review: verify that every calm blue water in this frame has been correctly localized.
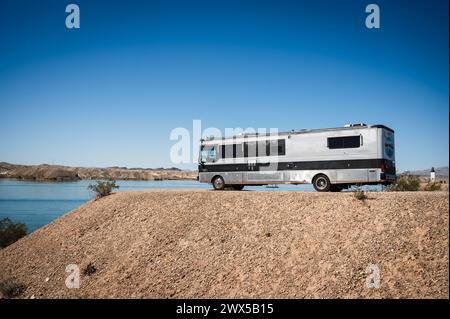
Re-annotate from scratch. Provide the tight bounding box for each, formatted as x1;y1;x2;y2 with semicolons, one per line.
0;179;205;232
0;179;380;232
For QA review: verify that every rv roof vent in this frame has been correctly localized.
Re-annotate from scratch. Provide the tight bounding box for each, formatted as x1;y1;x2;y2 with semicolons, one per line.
344;123;367;128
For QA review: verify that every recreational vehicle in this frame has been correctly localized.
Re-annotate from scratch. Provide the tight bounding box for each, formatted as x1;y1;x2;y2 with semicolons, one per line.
198;124;396;191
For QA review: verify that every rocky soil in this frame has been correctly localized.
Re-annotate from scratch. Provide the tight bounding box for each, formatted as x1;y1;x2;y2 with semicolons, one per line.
0;190;448;298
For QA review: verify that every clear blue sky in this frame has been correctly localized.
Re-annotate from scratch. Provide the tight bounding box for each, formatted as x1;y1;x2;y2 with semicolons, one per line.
0;0;448;171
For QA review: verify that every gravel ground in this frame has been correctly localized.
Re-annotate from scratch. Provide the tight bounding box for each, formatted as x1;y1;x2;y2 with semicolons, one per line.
0;190;448;299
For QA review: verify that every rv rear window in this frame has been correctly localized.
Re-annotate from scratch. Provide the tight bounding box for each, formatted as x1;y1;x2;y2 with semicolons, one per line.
327;136;360;149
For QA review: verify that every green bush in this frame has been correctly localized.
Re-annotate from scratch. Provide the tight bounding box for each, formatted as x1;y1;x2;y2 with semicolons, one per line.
386;175;421;192
88;180;119;198
0;218;28;249
0;278;26;298
353;187;367;200
424;182;442;191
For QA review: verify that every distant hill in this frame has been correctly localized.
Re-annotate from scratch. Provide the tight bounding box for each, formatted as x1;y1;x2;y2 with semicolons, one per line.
0;162;197;181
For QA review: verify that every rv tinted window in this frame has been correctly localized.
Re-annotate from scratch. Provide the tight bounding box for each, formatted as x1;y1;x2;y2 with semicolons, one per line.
327;136;360;149
244;141;257;157
278;139;286;155
268;139;286;156
258;140;269;157
234;144;244;158
243;139;285;157
221;144;233;159
221;144;244;158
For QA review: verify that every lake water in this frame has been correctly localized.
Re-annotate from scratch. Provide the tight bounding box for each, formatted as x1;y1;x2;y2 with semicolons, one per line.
0;179;381;232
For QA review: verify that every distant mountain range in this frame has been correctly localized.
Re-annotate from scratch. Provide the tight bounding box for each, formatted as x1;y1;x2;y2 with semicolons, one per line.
0;162;197;181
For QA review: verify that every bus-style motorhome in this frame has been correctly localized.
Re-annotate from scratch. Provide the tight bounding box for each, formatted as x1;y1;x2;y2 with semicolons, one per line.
198;124;396;191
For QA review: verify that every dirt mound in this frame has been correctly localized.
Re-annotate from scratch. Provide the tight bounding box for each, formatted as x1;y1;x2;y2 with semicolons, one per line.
0;190;448;298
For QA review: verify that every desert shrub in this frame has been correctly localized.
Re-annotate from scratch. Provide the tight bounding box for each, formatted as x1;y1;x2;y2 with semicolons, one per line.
386;175;421;192
83;263;97;276
424;182;442;191
0;218;28;249
353;187;367;200
0;278;26;298
88;180;119;198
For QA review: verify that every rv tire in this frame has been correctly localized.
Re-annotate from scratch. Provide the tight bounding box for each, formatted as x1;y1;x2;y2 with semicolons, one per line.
212;176;226;190
313;174;331;192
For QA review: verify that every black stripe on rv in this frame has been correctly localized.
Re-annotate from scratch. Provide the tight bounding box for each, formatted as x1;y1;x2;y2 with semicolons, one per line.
199;159;395;173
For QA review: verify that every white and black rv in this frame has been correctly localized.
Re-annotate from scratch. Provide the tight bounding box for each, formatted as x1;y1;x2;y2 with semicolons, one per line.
198;124;396;191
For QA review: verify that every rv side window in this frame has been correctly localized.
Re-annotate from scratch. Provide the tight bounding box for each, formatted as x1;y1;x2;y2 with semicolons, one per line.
208;147;216;160
278;139;286;156
244;141;257;157
221;144;233;159
268;139;286;156
234;143;244;158
258;140;269;157
200;146;217;162
244;139;286;157
221;144;244;158
327;136;360;149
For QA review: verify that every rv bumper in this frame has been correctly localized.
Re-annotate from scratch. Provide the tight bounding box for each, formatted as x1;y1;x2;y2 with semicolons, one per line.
380;173;396;182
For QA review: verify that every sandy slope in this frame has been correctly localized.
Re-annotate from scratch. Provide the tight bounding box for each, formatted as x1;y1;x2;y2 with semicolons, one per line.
0;190;448;299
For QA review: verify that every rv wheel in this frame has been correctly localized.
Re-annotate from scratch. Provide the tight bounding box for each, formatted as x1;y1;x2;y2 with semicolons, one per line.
313;174;331;192
212;176;225;190
232;185;245;191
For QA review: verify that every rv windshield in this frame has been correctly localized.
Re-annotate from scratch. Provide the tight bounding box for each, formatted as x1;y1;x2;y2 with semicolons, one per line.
199;145;216;163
